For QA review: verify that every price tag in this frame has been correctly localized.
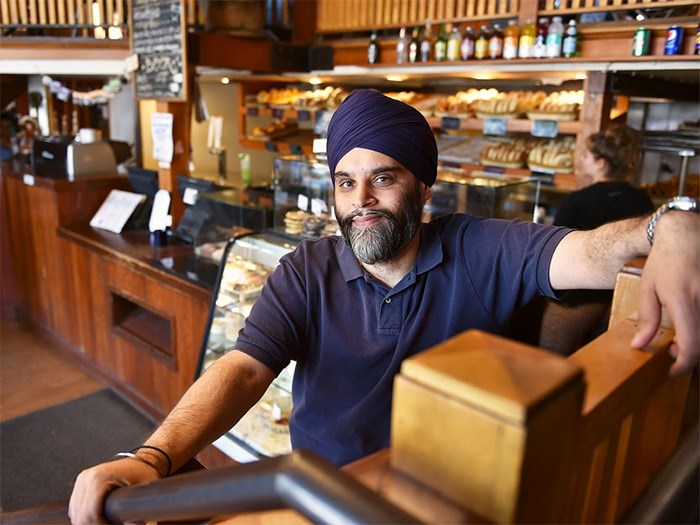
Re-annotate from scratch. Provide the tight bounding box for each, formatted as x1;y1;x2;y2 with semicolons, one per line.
531;119;559;138
483;165;506;175
22;173;35;186
311;198;328;215
272;108;285;119
296;110;311;121
297;194;309;211
314;110;333;137
289;144;302;155
246;106;259;117
529;171;555;185
265;141;278;152
440;116;461;130
483;117;507;136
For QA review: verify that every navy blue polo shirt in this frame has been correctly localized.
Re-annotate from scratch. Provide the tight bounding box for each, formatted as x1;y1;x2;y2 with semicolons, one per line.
236;213;570;466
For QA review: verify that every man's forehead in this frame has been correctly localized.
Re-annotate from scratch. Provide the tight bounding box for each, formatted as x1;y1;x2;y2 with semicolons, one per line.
335;147;404;171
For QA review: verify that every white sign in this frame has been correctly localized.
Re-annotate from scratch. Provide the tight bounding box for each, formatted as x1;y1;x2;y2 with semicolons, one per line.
151;112;174;163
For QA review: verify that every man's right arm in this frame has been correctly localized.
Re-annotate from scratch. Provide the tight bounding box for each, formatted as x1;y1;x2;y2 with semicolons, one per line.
68;350;275;524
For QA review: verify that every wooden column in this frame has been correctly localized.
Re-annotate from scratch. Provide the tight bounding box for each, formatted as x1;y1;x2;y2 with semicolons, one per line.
577;71;613;165
155;99;190;224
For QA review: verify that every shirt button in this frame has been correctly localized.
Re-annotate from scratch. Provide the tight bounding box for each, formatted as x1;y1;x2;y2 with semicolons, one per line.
385;298;392;304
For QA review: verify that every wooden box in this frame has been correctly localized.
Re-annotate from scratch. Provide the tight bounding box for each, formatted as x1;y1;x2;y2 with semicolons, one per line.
391;330;585;524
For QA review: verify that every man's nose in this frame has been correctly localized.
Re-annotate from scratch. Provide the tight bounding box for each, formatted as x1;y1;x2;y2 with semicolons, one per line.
353;181;377;209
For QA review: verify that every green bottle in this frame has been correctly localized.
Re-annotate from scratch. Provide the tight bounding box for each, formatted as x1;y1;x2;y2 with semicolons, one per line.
434;24;448;61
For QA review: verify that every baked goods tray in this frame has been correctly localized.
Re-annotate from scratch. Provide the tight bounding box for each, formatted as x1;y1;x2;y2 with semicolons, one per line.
475;112;520;120
527;163;574;174
480;158;526;169
527;112;577;122
246;127;300;141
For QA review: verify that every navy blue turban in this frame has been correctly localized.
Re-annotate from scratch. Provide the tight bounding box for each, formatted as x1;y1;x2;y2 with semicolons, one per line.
326;89;438;187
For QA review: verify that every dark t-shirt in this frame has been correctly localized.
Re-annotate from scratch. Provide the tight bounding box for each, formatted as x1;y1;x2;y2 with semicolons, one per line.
554;181;654;230
236;214;570;465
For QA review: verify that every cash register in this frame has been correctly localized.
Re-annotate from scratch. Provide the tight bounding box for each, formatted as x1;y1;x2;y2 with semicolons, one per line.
31;136;122;180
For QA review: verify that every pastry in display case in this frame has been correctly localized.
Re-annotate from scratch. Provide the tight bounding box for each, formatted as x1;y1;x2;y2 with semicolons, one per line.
195;231;298;462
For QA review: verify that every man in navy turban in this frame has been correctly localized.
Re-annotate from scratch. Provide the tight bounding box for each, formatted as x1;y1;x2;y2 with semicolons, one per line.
70;84;699;520
327;89;438;188
326;89;438;268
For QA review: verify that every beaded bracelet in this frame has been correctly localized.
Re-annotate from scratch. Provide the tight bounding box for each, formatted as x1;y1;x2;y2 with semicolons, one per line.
129;445;173;477
112;452;167;478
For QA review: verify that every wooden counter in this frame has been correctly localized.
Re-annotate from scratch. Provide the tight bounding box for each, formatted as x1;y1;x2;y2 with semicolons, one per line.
2;163;213;422
57;224;213;420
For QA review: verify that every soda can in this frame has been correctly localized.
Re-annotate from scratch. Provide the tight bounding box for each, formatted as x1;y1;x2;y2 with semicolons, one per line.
632;27;651;56
664;25;682;55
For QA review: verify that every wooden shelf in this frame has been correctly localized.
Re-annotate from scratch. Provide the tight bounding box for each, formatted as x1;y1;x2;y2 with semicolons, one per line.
438;160;577;189
240;130;316;155
427;116;582;135
242;106;582;135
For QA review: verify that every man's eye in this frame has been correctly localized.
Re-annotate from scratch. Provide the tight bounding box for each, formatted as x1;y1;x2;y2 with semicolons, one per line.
338;180;353;188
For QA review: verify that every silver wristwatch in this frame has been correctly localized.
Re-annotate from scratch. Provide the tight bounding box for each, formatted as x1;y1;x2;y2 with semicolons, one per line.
646;196;699;245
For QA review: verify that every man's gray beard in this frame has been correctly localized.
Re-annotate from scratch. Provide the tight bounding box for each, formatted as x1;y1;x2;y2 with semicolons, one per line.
338;186;424;265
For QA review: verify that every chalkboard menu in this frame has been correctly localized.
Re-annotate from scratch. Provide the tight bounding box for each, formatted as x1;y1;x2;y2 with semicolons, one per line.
130;0;186;101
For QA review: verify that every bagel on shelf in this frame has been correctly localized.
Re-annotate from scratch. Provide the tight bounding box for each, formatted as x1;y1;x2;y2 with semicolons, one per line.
527;137;576;173
480;137;544;169
527;90;584;121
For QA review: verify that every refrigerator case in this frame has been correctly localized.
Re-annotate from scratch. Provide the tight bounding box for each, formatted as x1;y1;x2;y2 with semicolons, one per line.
195;232;298;462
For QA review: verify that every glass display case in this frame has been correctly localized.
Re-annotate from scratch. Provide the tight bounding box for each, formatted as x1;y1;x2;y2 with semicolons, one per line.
429;168;550;222
194;231;298;462
272;154;339;239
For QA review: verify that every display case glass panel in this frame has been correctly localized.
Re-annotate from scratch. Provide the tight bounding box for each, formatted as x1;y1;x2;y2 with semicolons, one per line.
195;231;297;460
430;168;544;222
272;154;339;239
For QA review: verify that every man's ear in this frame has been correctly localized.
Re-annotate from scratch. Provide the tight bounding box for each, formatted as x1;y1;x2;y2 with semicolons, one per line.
423;185;433;203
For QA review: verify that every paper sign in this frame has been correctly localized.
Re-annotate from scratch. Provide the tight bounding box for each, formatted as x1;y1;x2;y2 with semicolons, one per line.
151;112;174;163
297;194;309;211
90;190;146;233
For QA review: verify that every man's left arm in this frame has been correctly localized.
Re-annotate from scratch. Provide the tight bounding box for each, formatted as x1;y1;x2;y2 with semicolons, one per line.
549;211;699;376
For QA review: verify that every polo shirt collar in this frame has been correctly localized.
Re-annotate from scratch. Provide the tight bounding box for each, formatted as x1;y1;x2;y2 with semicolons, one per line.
336;222;444;283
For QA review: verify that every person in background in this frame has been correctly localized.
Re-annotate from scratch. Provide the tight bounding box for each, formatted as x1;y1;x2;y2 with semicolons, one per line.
538;124;655;354
554;124;653;229
0;111;18;161
69;90;699;524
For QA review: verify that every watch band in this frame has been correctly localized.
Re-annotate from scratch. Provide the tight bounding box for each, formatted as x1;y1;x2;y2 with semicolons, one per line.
646;196;700;246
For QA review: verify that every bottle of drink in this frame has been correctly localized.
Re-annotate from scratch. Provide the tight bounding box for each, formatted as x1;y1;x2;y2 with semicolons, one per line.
396;27;409;64
460;26;476;60
408;26;420;63
562;19;579;57
546;16;564;58
420;20;433;62
474;25;489;60
534;17;549;58
518;19;536;58
488;24;504;59
368;30;380;64
503;20;519;59
695;22;700;55
434;23;448;61
447;24;462;61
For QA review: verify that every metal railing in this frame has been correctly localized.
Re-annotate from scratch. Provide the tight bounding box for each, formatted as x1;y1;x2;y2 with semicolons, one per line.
2;450;422;525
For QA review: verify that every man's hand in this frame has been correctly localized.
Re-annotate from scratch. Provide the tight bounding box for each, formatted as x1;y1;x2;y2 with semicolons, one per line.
631;212;700;376
68;458;160;524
